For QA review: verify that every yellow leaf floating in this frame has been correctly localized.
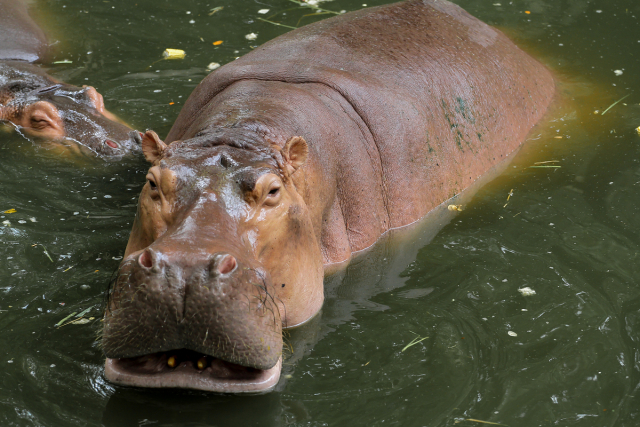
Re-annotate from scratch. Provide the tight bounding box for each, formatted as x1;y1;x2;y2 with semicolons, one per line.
3;209;16;214
162;49;186;60
213;40;223;46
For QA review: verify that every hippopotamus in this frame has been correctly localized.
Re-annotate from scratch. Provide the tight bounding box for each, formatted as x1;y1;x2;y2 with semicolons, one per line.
102;0;555;392
0;0;140;158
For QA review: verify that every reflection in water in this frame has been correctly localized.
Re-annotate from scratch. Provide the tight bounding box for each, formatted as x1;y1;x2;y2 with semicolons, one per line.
2;0;640;426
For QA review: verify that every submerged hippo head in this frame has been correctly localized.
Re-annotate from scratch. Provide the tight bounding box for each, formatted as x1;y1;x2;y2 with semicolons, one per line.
102;130;324;392
0;62;139;158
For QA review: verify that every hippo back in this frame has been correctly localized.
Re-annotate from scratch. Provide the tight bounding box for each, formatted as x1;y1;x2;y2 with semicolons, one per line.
167;0;555;260
0;0;48;62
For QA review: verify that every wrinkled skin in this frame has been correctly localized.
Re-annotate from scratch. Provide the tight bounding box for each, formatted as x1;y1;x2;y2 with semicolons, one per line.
103;0;556;392
0;0;140;158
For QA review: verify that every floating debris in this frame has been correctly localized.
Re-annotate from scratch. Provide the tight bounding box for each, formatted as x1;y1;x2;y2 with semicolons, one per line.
507;331;518;337
257;17;297;30
529;160;561;169
245;33;258;40
3;208;16;214
518;287;536;296
31;244;53;262
448;204;463;212
455;419;507;426
636;126;640;136
601;93;631;115
401;332;428;352
258;9;270;14
614;70;623;76
1;220;9;227
56;307;95;327
208;6;224;16
213;40;223;46
52;60;73;64
56;312;77;327
162;49;186;59
503;189;514;207
290;0;340;15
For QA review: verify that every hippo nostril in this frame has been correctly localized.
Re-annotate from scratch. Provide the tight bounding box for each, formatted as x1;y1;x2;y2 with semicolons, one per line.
138;250;153;269
105;139;119;149
217;254;237;275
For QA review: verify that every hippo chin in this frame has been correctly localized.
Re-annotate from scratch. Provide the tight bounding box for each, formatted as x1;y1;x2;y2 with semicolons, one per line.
0;0;140;158
103;0;555;393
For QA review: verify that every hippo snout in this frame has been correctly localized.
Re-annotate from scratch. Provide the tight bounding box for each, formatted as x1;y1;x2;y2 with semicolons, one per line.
102;244;283;391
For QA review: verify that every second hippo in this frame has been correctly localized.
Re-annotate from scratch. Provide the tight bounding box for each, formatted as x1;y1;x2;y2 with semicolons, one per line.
0;0;140;158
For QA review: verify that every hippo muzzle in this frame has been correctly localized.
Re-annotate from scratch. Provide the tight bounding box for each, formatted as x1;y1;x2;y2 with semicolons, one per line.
103;232;283;393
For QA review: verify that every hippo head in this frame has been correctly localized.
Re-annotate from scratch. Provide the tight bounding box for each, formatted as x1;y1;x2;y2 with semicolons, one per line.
102;130;324;392
0;64;139;158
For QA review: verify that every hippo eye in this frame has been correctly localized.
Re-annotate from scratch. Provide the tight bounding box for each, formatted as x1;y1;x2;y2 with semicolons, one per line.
30;118;49;130
146;174;159;196
263;183;282;207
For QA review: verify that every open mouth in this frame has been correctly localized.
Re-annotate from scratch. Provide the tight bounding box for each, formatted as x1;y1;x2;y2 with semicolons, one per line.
105;349;282;393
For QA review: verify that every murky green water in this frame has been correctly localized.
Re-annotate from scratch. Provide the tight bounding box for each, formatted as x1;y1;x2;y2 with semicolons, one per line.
2;0;640;425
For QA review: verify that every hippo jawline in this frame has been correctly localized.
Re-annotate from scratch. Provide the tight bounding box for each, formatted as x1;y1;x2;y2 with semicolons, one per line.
104;349;282;393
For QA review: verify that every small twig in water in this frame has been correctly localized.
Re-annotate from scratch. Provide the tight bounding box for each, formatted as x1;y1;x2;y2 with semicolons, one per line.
463;419;508;426
208;6;224;16
32;244;53;262
297;11;334;26
401;332;428;352
55;312;77;327
503;188;514;208
601;93;631;115
256;17;298;30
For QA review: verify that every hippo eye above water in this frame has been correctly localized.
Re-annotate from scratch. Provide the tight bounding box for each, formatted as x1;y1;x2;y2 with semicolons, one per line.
263;183;282;207
30;118;49;130
146;174;159;197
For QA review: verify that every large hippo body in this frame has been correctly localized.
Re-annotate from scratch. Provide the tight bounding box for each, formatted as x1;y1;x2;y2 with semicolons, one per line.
103;0;555;392
0;0;139;158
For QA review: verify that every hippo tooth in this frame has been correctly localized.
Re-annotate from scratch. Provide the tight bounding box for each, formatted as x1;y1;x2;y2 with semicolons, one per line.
197;357;207;370
167;355;177;368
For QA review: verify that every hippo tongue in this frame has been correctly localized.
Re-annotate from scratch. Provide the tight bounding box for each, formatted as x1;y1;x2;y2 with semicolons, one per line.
104;350;281;393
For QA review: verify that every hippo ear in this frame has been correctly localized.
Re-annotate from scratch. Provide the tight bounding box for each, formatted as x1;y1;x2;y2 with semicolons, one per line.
82;85;105;114
141;130;167;164
282;136;309;173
